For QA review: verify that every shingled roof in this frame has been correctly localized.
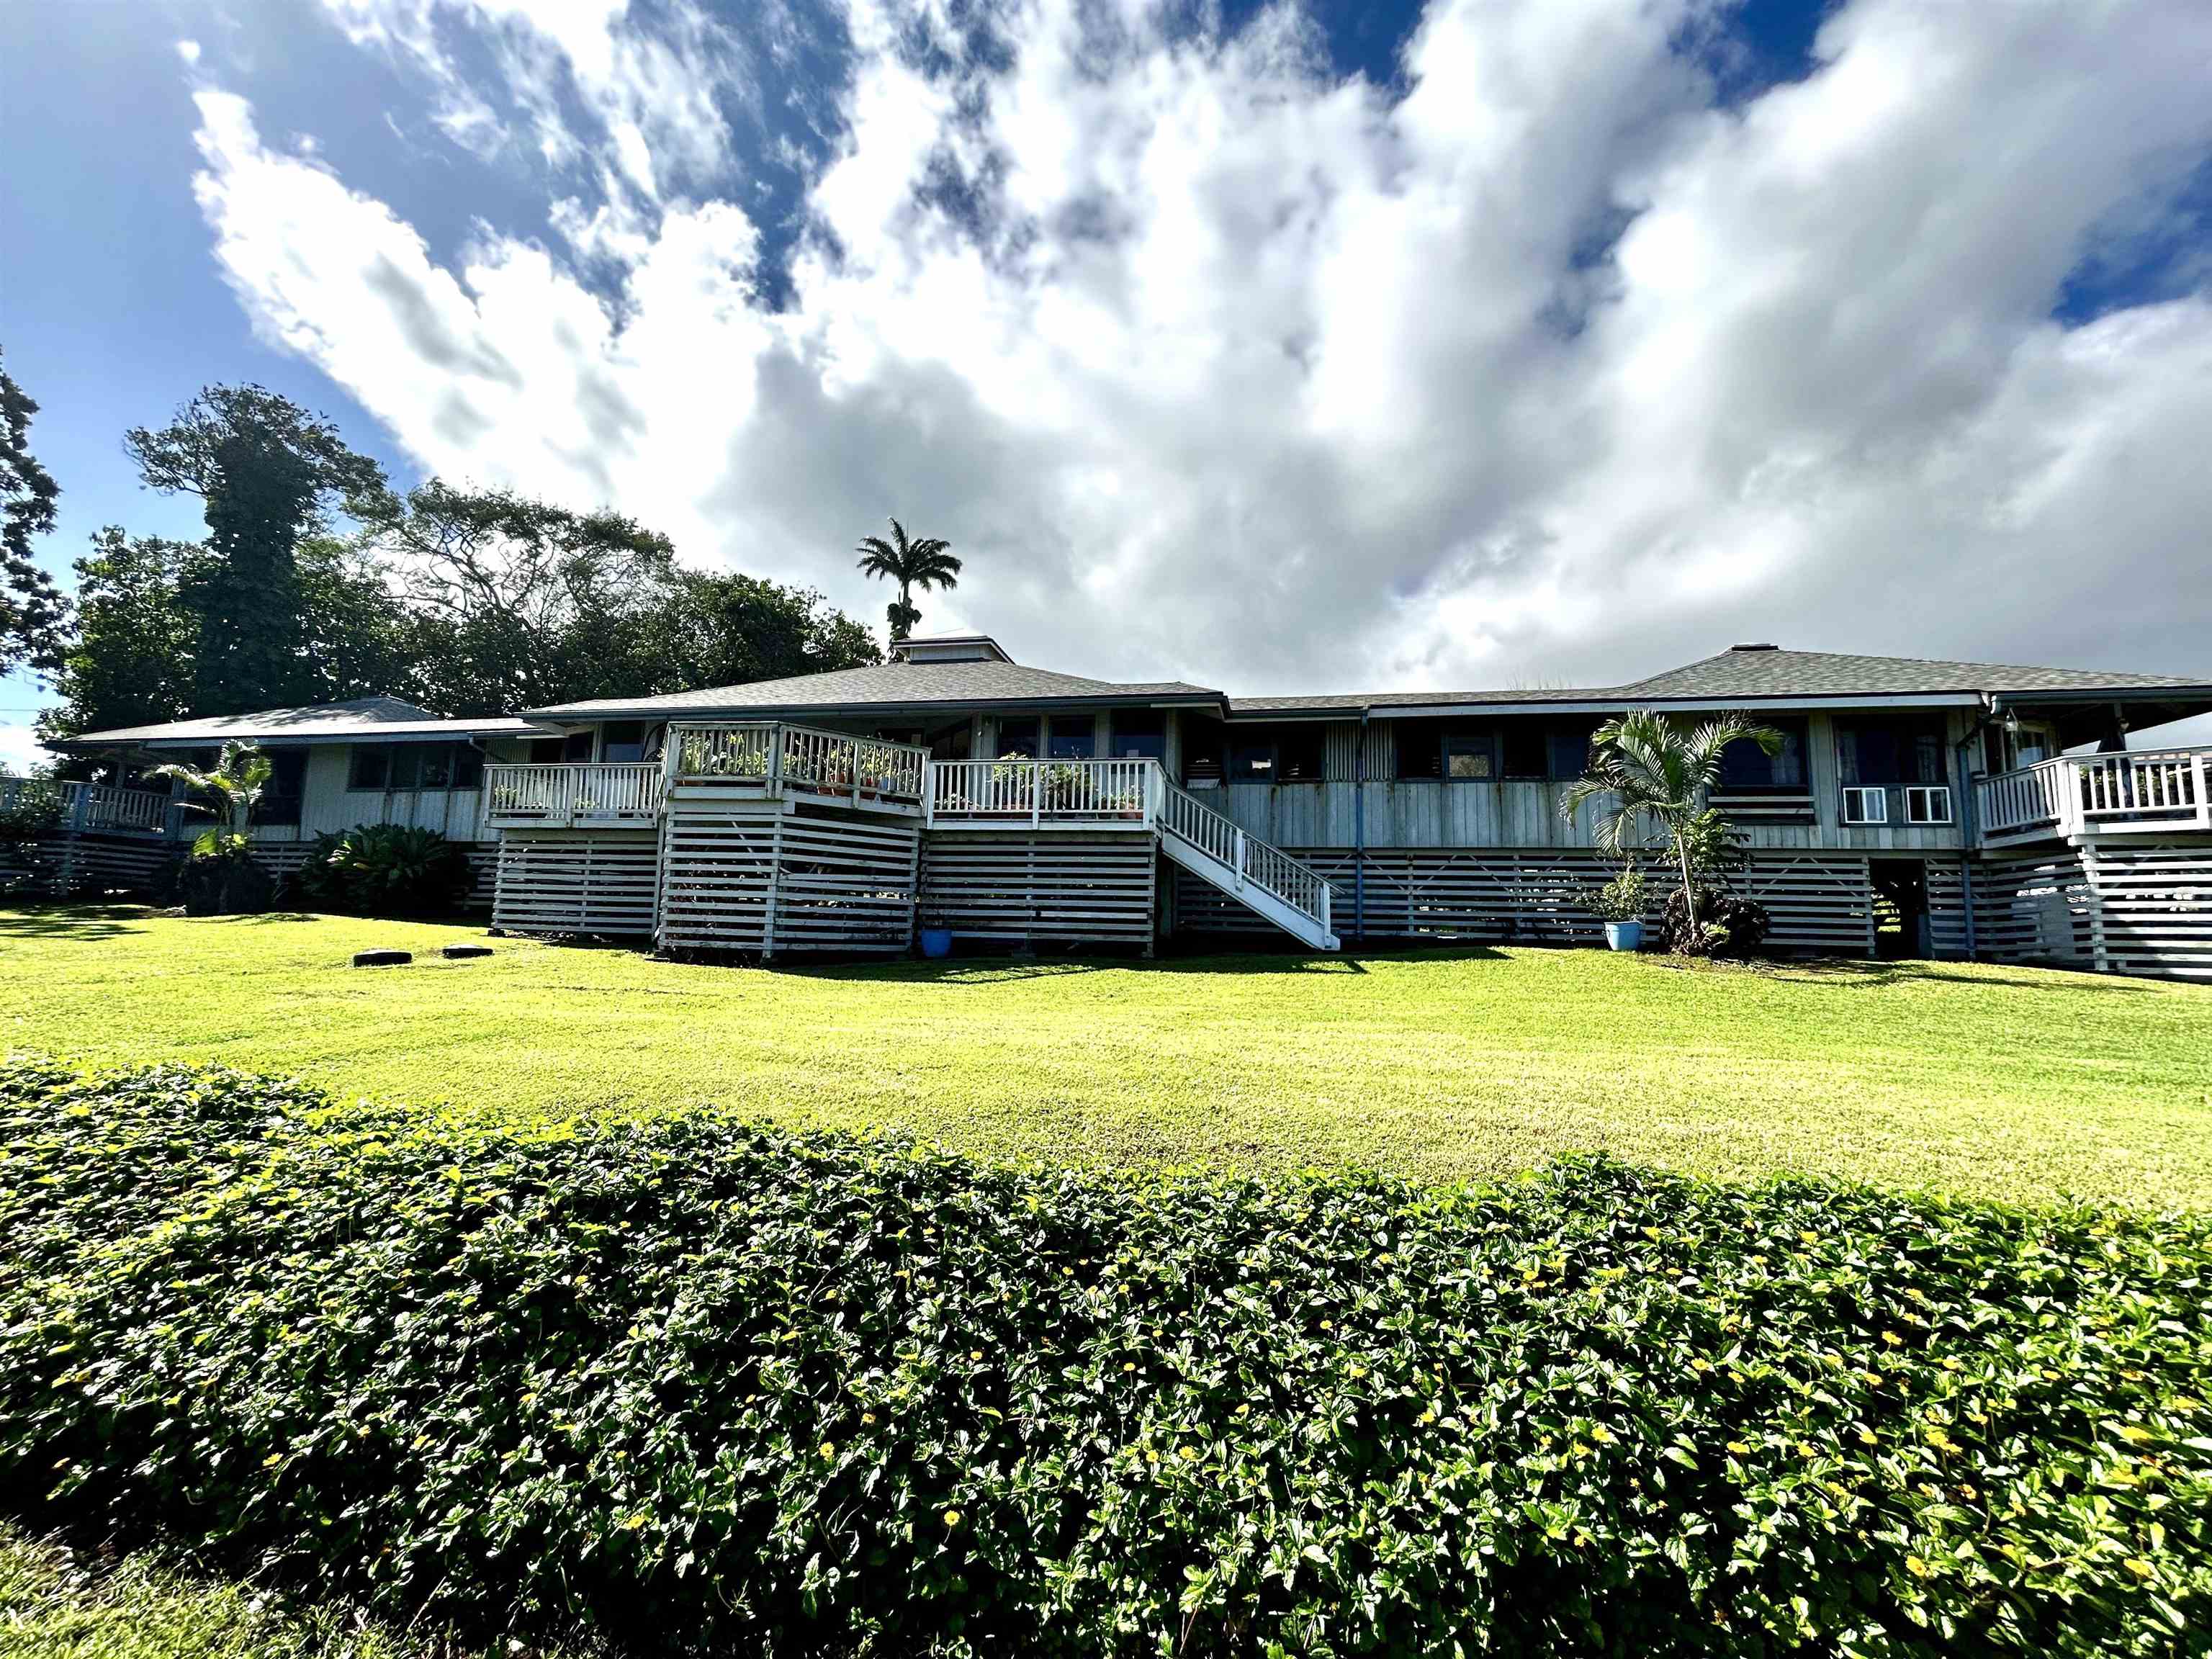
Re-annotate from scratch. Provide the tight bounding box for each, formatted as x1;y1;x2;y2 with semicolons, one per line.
529;660;1224;720
1611;647;2210;701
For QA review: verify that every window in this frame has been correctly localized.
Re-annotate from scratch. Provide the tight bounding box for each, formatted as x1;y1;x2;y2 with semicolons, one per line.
1109;710;1166;761
1047;719;1095;760
346;743;485;793
252;751;307;827
601;721;648;764
1228;735;1277;781
1498;721;1548;779
1717;718;1808;789
348;746;389;791
1444;729;1495;779
1547;721;1598;783
1905;785;1953;825
563;729;595;763
1840;786;1888;825
528;737;567;765
996;717;1039;759
1226;724;1325;783
1395;722;1445;779
1838;719;1947;786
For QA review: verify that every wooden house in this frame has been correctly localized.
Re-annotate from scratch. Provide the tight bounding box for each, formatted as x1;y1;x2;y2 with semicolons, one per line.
22;640;2212;979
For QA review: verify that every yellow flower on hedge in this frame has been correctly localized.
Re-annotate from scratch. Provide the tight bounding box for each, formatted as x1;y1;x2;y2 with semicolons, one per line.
819;1441;836;1460
944;1509;962;1527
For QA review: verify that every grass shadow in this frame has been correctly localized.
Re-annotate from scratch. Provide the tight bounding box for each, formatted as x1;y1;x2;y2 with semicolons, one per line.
0;904;160;941
1677;955;2177;996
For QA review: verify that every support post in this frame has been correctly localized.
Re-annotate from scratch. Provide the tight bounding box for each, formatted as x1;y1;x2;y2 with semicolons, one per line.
2081;841;2110;974
1233;828;1246;891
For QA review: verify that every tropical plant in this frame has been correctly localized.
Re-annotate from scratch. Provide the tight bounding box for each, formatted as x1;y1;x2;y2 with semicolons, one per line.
148;739;270;861
854;517;960;642
293;824;470;916
1562;710;1781;950
1591;862;1645;922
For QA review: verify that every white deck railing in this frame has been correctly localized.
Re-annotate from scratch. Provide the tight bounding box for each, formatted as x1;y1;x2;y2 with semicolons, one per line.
927;757;1158;824
1159;778;1334;939
483;762;665;827
0;778;172;835
1977;749;2211;841
670;722;928;806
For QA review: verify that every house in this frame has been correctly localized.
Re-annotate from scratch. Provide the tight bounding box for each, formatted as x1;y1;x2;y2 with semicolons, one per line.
13;697;550;900
493;636;2212;977
19;639;2212;979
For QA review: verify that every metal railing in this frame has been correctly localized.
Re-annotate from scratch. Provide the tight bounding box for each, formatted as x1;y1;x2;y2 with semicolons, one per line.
926;757;1158;824
482;762;665;826
1977;749;2211;841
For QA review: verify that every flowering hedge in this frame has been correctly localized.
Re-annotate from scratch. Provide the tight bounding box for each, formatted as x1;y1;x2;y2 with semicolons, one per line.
2;1057;2208;1657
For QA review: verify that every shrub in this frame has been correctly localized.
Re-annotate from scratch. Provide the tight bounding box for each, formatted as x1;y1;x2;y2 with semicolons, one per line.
1591;864;1646;924
2;1058;2208;1658
291;825;470;917
1661;884;1770;957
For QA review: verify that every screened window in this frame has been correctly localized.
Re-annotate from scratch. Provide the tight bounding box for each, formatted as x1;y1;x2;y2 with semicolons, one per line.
1838;719;1947;786
1499;721;1548;779
347;743;484;793
252;751;307;827
1047;720;1095;760
1717;718;1809;788
1109;710;1166;761
601;721;648;764
1547;721;1598;782
1224;725;1325;782
997;718;1039;759
1395;723;1444;779
1228;736;1277;781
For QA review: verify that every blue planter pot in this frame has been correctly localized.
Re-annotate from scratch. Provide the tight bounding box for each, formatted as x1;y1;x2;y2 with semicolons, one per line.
919;927;953;959
1604;920;1645;953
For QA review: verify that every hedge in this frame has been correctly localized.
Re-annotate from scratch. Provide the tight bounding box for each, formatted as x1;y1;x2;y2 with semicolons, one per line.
1;1057;2207;1658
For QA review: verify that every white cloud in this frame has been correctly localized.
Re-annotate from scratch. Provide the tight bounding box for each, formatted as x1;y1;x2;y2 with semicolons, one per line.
175;38;202;66
186;0;2212;692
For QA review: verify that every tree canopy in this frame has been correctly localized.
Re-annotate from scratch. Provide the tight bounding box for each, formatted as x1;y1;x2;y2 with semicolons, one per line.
125;385;392;716
855;518;960;642
0;354;68;677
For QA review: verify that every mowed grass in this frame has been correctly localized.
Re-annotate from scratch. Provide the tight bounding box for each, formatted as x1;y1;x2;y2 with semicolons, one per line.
2;903;2208;1208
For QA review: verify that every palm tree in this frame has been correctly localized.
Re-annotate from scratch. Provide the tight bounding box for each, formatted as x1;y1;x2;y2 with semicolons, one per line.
1561;710;1781;944
855;518;961;643
149;738;271;859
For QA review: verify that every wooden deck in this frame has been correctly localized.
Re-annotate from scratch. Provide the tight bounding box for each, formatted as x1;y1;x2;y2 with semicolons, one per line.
1977;748;2211;846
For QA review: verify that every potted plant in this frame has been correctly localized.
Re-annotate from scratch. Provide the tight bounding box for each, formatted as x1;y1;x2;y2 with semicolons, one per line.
1592;863;1647;952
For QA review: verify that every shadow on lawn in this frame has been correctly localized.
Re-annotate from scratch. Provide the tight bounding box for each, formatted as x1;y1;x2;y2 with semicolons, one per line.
1712;956;2177;996
0;903;160;942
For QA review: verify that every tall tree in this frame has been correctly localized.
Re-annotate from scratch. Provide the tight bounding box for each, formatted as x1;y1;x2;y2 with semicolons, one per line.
855;518;960;642
637;571;883;692
36;528;199;744
362;480;678;713
125;385;389;716
0;353;68;675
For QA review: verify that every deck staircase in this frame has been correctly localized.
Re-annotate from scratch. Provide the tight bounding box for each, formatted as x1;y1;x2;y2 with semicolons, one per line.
1157;779;1340;950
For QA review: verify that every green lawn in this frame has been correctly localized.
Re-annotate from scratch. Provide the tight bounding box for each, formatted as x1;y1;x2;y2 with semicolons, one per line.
3;903;2208;1208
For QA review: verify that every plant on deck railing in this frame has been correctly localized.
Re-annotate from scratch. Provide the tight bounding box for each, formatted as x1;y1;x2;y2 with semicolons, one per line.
678;734;773;778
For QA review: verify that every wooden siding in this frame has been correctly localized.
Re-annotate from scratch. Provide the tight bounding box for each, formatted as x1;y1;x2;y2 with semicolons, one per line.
657;793;920;957
245;742;508;845
1943;840;2212;979
921;832;1156;948
1177;847;1885;953
0;832;171;900
493;828;660;938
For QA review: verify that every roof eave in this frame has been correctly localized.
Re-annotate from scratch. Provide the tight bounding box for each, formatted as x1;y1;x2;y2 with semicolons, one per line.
528;691;1228;721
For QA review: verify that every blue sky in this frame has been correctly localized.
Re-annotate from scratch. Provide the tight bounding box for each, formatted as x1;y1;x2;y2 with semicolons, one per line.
4;0;2210;763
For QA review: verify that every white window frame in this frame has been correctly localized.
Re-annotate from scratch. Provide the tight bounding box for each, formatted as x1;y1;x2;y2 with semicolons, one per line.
1904;784;1954;825
1840;786;1888;825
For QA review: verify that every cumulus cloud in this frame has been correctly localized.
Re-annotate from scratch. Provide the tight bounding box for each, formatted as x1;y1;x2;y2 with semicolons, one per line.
186;0;2212;691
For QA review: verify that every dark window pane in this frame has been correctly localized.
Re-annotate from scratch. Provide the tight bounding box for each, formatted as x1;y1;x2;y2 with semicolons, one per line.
1500;722;1547;779
1547;722;1596;781
389;746;423;791
253;751;306;825
349;746;390;791
1048;721;1094;759
528;737;567;765
601;721;647;764
1279;727;1325;781
997;718;1039;759
452;746;485;790
1395;722;1444;779
1110;710;1166;760
1228;739;1277;781
1719;719;1809;788
562;730;595;763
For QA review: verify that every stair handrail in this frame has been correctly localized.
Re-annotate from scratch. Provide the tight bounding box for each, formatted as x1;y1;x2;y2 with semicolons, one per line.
1158;780;1334;935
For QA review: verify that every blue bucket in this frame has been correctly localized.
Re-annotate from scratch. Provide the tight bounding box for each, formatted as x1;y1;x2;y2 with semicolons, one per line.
919;927;953;958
